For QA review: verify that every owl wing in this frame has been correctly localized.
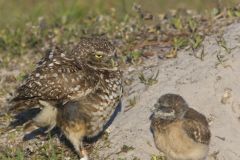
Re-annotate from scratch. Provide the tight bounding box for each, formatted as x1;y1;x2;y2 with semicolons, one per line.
9;47;93;111
184;108;209;126
183;119;211;145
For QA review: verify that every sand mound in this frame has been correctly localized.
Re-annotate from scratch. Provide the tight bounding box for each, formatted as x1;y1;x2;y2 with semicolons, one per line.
94;23;240;160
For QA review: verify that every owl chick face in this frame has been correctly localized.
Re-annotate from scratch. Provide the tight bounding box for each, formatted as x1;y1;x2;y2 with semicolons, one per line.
152;94;189;120
152;105;176;120
74;37;119;71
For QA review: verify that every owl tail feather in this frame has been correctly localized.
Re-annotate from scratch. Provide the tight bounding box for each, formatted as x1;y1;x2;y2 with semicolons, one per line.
33;100;58;131
23;101;58;134
6;98;39;114
2;100;58;135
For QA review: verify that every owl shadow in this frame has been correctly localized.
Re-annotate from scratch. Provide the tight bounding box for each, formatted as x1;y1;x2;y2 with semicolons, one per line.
149;113;154;134
9;108;40;129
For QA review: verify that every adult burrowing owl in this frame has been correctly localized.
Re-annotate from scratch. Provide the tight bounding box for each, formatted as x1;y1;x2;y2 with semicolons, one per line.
8;37;123;160
150;94;211;160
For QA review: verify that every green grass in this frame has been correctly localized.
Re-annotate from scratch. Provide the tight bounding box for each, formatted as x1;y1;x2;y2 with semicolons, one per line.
0;0;135;28
0;135;69;160
0;0;237;60
0;1;237;37
0;0;239;72
0;0;239;66
0;0;238;29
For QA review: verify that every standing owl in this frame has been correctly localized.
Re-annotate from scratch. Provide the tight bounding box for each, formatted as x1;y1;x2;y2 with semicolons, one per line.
8;37;123;160
150;94;211;160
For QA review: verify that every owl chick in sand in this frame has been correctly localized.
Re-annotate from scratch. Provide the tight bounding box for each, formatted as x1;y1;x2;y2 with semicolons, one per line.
150;94;211;160
8;37;123;160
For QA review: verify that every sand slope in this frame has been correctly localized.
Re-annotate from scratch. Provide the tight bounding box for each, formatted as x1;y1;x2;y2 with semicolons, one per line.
94;23;240;160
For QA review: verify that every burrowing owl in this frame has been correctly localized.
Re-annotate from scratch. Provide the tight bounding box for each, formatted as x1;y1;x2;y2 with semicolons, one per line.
8;37;123;160
150;94;211;160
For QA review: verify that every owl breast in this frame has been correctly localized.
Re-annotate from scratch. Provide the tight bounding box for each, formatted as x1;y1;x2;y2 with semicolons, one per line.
85;74;122;137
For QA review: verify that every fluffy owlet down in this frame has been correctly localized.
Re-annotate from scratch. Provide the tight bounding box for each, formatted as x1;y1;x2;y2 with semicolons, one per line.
8;37;123;160
150;94;211;160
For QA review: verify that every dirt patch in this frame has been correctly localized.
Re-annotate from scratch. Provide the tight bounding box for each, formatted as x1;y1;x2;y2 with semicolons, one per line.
92;23;240;160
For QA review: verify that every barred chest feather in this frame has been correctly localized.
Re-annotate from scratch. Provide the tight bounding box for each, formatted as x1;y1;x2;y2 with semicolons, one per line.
86;72;123;137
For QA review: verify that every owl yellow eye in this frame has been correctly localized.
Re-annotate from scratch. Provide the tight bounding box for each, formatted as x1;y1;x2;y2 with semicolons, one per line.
95;54;103;58
95;51;104;59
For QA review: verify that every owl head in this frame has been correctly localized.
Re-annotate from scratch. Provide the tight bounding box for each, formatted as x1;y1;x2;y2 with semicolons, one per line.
73;37;119;71
151;94;189;120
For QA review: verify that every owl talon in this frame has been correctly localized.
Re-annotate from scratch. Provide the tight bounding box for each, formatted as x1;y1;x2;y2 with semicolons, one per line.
80;143;88;160
80;155;88;160
44;124;56;134
105;126;112;134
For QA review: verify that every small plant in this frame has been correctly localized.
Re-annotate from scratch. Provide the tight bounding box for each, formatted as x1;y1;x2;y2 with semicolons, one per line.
132;157;141;160
116;145;135;154
226;8;240;18
188;18;198;33
127;50;142;64
165;48;177;58
193;46;205;61
151;154;166;160
211;8;221;16
117;158;127;160
171;17;183;30
173;37;189;50
16;72;27;82
15;148;25;160
165;37;188;58
139;70;159;86
125;96;137;112
216;36;232;54
121;145;134;153
0;147;25;160
216;51;228;67
235;10;240;17
38;135;65;160
227;9;235;17
190;34;203;50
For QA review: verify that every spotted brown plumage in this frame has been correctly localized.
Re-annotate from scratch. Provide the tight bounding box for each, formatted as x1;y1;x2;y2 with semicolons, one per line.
183;108;211;145
150;94;211;160
8;37;123;160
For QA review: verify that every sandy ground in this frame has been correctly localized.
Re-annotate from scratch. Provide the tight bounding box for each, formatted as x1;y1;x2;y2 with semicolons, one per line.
1;21;240;160
93;22;240;160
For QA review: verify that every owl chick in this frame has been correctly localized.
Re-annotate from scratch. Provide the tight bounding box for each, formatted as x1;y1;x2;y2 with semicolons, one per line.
8;37;123;160
150;94;211;160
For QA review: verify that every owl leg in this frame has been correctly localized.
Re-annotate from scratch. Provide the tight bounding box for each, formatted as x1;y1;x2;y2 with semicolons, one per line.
33;100;57;131
44;123;56;133
60;119;88;160
58;101;89;159
65;132;88;160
